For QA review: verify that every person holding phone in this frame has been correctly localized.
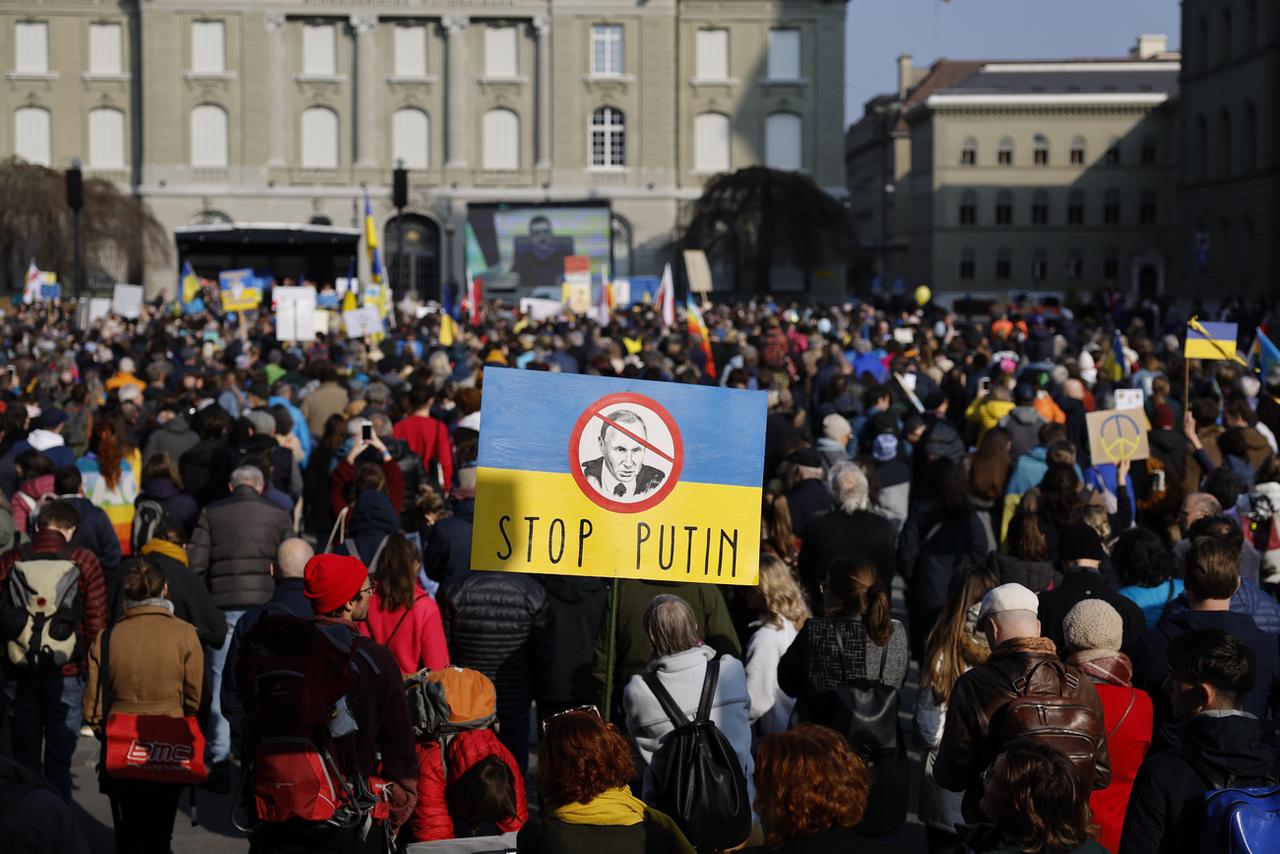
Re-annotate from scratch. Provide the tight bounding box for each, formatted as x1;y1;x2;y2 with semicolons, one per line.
329;419;408;521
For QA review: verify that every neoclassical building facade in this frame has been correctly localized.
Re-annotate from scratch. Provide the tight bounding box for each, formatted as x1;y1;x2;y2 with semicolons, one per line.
0;0;848;296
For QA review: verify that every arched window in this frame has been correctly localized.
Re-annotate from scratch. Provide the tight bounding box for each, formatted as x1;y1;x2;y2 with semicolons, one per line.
959;249;975;281
1067;190;1085;224
1141;136;1157;165
1031;249;1047;281
997;136;1013;166
1243;102;1258;173
694;112;730;173
1139;189;1157;225
960;137;976;166
1033;133;1049;166
191;209;232;225
1195;114;1209;179
482;109;520;170
88;107;125;169
1218;109;1233;177
1031;189;1049;225
591;106;626;168
190;104;228;167
611;214;633;278
391;107;430;170
995;190;1013;225
1069;136;1086;165
995;248;1011;280
300;106;339;168
1103;189;1121;225
959;190;977;225
14;106;51;166
765;112;801;171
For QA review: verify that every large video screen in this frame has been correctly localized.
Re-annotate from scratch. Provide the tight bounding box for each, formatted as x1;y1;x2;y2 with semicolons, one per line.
465;203;612;294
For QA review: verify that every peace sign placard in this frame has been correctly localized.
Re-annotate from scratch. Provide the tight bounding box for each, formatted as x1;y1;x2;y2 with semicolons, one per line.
1086;408;1150;464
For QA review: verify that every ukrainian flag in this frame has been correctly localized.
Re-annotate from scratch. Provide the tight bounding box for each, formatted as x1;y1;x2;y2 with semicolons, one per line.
181;261;200;305
471;369;765;585
1185;319;1240;362
363;190;383;285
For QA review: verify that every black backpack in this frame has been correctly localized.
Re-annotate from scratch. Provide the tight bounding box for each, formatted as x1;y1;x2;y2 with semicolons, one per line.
829;626;901;762
641;659;752;852
131;495;168;554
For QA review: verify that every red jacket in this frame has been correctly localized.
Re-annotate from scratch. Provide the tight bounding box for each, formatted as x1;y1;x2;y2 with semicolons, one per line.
0;529;107;677
360;591;450;676
392;415;453;490
406;728;527;843
330;459;406;520
1089;679;1153;853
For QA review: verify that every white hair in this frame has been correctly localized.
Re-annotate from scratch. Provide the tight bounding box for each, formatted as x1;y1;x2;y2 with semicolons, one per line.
828;461;870;514
229;466;265;490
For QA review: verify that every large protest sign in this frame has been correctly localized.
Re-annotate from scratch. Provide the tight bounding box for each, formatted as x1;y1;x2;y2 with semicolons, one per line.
219;269;264;312
473;370;766;585
274;286;316;342
111;283;144;319
1087;408;1150;464
342;305;382;338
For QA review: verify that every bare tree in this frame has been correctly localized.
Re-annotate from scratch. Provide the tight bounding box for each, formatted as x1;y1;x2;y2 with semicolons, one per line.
0;157;170;293
678;166;854;294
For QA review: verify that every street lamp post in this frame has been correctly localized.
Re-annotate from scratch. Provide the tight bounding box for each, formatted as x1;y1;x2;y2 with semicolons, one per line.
392;160;408;300
66;159;84;298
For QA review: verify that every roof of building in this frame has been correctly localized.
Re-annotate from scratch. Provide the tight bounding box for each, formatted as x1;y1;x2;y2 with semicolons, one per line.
920;59;1179;110
893;60;987;130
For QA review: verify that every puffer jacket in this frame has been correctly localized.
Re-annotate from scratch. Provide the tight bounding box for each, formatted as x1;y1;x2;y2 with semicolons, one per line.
408;729;528;842
933;636;1110;821
437;571;553;717
188;484;291;610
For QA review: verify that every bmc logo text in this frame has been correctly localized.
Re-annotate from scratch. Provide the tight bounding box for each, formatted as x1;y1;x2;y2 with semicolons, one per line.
126;739;193;765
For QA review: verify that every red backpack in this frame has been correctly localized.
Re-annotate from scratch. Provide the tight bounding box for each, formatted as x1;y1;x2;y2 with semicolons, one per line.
235;611;390;831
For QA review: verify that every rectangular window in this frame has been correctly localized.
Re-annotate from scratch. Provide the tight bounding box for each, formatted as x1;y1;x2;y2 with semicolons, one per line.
960;256;975;280
959;203;976;225
1105;144;1121;164
996;203;1012;225
303;22;336;76
484;25;518;77
1141;142;1157;165
695;28;729;80
1068;202;1084;225
1032;203;1049;225
1034;149;1049;165
960;149;975;165
393;24;427;77
1104;255;1119;279
767;29;800;80
998;149;1012;166
89;23;122;74
1104;201;1121;225
191;20;225;74
996;256;1011;280
1140;199;1157;225
1070;148;1085;165
590;24;623;75
15;22;49;73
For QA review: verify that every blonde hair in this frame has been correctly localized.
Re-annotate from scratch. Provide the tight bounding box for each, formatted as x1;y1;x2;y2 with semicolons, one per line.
758;553;811;631
1081;503;1111;547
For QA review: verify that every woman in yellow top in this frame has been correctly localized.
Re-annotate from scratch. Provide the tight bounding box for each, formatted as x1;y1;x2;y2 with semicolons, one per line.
965;379;1015;443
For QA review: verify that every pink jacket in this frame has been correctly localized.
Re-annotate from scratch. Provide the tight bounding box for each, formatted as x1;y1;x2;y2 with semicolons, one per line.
360;590;450;675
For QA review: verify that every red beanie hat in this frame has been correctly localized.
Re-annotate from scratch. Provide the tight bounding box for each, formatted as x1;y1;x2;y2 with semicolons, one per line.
304;554;368;615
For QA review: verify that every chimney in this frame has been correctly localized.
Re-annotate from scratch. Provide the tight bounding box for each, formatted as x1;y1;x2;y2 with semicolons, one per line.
1130;34;1168;60
897;53;913;100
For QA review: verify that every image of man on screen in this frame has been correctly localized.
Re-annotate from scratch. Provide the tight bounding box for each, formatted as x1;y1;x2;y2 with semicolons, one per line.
582;409;666;500
511;215;575;291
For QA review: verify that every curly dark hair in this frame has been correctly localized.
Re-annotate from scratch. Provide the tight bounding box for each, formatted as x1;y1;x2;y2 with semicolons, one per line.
1039;463;1082;529
754;724;870;847
988;741;1097;852
1111;527;1172;588
538;711;634;808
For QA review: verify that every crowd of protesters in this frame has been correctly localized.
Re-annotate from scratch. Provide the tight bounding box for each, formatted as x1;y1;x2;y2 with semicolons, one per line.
0;287;1274;854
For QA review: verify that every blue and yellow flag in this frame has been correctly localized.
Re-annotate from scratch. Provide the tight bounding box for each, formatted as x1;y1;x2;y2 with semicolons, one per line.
181;261;200;305
363;190;383;285
439;312;456;347
471;370;766;585
1185;319;1240;362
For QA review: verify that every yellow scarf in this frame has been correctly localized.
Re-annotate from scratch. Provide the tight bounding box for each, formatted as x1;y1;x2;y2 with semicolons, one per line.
552;787;647;827
141;538;188;567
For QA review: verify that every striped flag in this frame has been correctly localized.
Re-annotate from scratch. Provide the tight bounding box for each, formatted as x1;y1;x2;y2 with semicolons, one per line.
467;275;483;326
686;293;716;380
1185;318;1242;363
363;190;383;285
656;263;675;329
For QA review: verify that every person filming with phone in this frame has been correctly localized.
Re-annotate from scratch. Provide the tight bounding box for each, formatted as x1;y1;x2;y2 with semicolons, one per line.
329;418;408;522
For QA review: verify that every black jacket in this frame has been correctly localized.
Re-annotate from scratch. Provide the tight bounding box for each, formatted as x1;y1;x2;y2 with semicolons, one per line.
517;813;689;854
797;508;897;603
1119;713;1280;854
137;477;200;537
742;827;897;854
1130;609;1280;752
188;485;292;610
221;577;314;718
1037;567;1147;655
437;570;553;717
538;575;610;708
180;438;235;509
110;550;227;649
384;437;427;527
785;478;832;540
422;495;474;584
62;495;123;579
987;551;1060;593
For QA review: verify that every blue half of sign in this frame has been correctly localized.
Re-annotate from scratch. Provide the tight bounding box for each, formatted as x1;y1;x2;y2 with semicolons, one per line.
477;368;766;487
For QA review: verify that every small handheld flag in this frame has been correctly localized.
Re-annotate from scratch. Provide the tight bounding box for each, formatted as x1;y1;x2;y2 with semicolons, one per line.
363;190;383;286
656;263;675;329
686;293;717;380
181;261;200;305
1185;318;1244;364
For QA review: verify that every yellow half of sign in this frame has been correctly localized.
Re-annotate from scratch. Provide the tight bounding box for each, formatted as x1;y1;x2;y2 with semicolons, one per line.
470;467;762;586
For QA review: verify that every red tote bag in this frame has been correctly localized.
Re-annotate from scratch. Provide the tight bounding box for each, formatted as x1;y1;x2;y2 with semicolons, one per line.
104;712;208;784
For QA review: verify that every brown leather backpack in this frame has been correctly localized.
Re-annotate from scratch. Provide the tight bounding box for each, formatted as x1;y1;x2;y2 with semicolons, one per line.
996;659;1104;789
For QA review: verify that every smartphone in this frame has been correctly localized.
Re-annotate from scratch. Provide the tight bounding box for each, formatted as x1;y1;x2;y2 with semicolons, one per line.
1153;469;1166;492
361;423;373;442
978;376;991;395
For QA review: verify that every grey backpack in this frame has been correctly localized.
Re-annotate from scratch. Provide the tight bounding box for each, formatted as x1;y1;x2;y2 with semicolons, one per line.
0;544;82;671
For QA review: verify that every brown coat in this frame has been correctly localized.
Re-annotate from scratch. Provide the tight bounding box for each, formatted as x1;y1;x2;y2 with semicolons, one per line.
82;604;203;729
1183;425;1224;495
932;636;1110;822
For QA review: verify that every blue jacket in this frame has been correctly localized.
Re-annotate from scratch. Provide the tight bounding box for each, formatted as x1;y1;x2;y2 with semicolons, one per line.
1162;578;1280;636
1005;447;1050;498
1119;578;1185;629
269;396;312;468
62;495;122;578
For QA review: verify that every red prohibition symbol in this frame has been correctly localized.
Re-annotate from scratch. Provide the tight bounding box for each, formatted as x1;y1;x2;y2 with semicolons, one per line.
568;392;684;513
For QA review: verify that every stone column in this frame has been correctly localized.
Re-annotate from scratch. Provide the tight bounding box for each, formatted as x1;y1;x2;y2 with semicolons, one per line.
350;14;379;168
443;16;469;169
264;12;286;167
534;16;551;170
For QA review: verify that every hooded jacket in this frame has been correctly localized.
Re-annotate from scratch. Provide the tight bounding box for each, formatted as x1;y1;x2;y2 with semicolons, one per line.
422;493;475;584
138;476;200;537
1119;712;1280;854
999;405;1046;461
143;415;199;464
11;474;54;534
538;576;610;708
341;489;400;568
986;551;1060;593
1129;609;1280;752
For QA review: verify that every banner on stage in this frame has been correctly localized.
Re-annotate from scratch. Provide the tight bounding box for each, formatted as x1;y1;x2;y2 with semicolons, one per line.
472;369;766;585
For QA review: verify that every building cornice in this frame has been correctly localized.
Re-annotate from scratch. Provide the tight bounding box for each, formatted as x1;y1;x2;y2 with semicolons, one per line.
925;93;1170;108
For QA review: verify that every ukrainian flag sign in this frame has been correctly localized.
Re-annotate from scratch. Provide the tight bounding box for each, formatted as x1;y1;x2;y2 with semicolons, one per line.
472;369;766;585
1185;319;1239;362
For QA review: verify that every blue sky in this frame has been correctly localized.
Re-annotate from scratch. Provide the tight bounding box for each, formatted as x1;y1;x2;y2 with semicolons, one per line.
845;0;1182;125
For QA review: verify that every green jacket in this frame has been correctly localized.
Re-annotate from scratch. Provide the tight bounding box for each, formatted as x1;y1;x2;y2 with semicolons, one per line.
592;579;742;713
